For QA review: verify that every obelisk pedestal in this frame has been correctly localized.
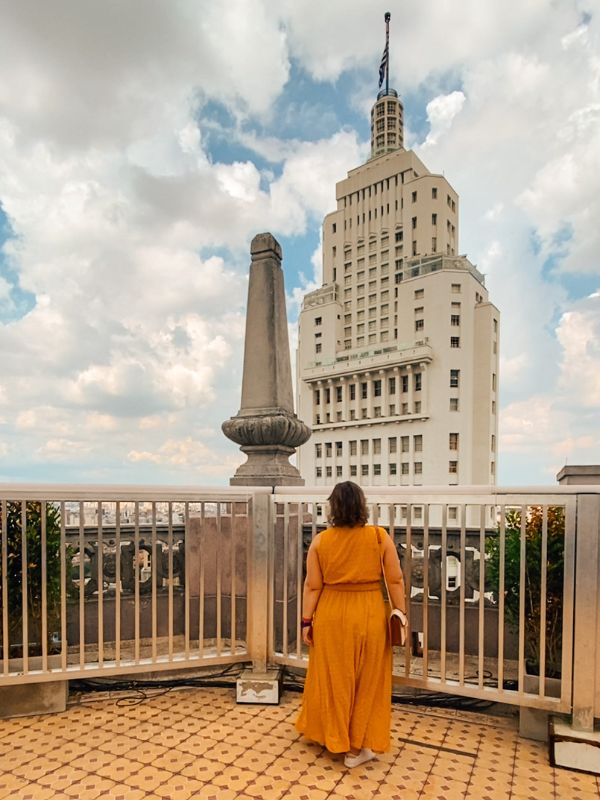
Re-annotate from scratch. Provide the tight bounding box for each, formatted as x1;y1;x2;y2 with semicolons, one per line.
222;233;311;486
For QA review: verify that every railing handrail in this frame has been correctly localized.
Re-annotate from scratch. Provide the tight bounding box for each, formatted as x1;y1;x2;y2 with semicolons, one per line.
0;484;271;502
274;484;600;497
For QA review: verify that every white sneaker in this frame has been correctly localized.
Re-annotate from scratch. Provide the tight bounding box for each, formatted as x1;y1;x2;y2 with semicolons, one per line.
344;748;375;768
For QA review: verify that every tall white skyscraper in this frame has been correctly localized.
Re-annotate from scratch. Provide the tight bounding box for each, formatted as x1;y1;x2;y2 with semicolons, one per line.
296;47;499;489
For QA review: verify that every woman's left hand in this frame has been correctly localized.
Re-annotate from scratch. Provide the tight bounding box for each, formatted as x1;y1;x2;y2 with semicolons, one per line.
302;625;313;646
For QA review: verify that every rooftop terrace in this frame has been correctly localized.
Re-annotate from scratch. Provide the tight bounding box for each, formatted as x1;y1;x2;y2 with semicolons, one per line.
3;685;600;800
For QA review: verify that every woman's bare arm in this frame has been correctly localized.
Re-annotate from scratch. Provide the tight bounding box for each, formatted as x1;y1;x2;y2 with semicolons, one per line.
382;532;407;613
302;534;324;620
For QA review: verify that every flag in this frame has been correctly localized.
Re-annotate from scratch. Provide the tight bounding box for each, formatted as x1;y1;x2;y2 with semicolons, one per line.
378;44;388;88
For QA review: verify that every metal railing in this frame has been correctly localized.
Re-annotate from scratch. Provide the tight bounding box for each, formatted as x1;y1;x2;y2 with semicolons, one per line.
1;483;599;731
269;486;599;726
0;485;257;684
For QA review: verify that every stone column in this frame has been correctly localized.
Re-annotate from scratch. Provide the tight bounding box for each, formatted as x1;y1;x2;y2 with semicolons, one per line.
223;233;311;486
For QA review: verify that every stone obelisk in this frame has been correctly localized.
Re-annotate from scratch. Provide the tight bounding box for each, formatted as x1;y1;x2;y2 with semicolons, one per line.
222;233;311;486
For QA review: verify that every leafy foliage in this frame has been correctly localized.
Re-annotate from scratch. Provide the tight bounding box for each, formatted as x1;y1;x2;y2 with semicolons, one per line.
486;505;565;676
0;501;63;655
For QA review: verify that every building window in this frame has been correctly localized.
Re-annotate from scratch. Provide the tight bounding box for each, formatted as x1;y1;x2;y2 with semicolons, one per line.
451;283;461;293
412;191;417;203
414;306;424;315
326;466;332;478
325;442;332;457
350;465;357;477
432;237;437;253
389;437;397;454
450;337;460;348
415;318;424;331
373;439;381;455
492;373;497;391
373;464;381;476
332;223;336;233
449;433;459;450
451;314;460;326
315;317;322;326
413;435;423;452
395;231;403;242
336;466;343;478
401;436;409;453
389;404;395;415
315;443;322;458
315;389;321;405
414;462;423;475
336;386;343;402
414;401;422;414
401;402;409;414
449;461;458;474
361;464;369;476
349;440;357;456
388;377;396;394
350;384;356;400
316;343;322;353
374;406;381;417
491;461;496;476
401;375;409;393
412;241;417;256
336;441;343;456
315;414;321;424
414;372;422;391
493;319;498;333
450;369;460;388
360;382;368;399
414;289;424;299
316;467;322;478
413;506;423;519
448;506;458;520
412;216;417;229
374;380;382;397
350;409;356;420
492;400;496;414
389;463;397;475
360;440;369;455
401;462;409;475
432;213;437;225
450;398;459;411
432;187;437;199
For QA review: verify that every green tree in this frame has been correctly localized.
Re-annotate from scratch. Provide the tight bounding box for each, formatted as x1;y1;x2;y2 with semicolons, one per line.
486;505;565;676
0;501;63;656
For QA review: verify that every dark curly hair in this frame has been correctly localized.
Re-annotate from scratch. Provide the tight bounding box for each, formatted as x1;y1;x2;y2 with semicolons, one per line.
327;481;369;528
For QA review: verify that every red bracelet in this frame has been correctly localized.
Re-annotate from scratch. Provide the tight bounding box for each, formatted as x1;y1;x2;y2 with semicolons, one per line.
301;618;312;628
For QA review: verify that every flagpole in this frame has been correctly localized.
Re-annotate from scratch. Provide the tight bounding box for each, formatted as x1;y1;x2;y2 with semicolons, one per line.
385;12;390;94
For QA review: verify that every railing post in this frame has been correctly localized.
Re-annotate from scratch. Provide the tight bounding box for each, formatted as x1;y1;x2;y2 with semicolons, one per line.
572;493;600;731
246;490;271;673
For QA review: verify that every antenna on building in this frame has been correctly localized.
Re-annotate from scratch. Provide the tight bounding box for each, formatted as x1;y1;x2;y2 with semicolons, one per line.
379;12;391;94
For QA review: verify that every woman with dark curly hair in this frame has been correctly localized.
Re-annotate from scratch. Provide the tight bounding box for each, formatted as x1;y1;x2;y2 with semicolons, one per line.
295;481;406;767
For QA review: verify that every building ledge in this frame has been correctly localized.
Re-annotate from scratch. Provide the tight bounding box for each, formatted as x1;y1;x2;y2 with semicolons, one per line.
311;413;430;431
303;341;432;380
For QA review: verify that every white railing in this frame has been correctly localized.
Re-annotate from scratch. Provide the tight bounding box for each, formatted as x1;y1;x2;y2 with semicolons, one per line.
0;485;260;684
269;486;599;728
1;483;599;732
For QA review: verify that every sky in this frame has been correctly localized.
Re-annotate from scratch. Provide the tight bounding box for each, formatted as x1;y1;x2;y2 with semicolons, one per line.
0;0;598;487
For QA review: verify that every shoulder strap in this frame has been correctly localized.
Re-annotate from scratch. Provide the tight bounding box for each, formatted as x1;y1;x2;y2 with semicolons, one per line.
377;527;394;607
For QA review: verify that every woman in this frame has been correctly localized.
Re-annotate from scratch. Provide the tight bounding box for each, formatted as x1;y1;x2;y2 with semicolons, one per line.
295;481;407;768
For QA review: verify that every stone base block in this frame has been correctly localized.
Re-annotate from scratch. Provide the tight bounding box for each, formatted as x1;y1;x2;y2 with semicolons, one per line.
519;674;561;741
236;668;282;705
0;680;68;719
550;718;600;775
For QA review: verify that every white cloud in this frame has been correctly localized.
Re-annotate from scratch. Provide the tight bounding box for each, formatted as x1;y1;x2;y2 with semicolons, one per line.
0;1;598;486
422;91;466;148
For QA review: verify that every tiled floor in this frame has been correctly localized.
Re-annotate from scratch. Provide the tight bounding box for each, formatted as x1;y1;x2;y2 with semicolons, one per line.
1;686;599;800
